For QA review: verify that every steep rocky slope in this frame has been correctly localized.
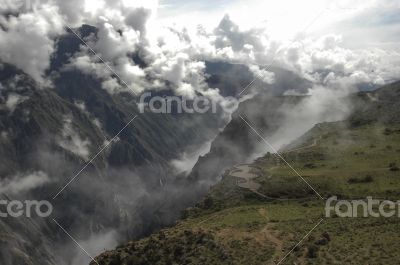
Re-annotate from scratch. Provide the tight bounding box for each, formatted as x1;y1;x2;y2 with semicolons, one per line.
0;26;226;264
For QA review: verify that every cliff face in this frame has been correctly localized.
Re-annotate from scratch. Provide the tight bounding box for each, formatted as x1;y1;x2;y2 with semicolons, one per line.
189;62;313;187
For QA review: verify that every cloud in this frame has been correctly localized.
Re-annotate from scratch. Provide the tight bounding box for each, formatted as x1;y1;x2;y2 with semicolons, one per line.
248;65;275;84
171;140;212;174
125;6;152;34
71;230;118;265
1;0;397;100
263;84;351;153
0;171;50;194
58;117;91;160
5;93;27;112
0;4;64;82
274;33;400;91
93;21;141;61
214;14;267;54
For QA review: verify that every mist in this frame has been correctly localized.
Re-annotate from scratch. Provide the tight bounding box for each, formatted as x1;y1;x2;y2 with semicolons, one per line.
171;140;213;175
253;84;353;157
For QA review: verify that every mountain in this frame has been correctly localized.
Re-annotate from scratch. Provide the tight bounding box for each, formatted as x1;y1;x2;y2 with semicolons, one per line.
0;195;57;265
205;61;312;97
0;26;229;264
188;84;346;187
189;61;317;186
92;81;400;265
1;23;314;264
189;94;304;183
2;21;396;264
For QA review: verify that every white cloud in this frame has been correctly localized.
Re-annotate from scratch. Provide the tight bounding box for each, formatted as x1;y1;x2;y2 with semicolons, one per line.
0;171;50;194
58;117;91;160
0;0;399;99
171;140;212;175
92;21;140;61
6;93;27;112
253;83;352;158
0;4;64;82
249;65;275;84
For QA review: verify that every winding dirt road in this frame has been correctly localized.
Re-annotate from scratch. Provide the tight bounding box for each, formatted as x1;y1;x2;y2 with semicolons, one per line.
286;135;322;153
230;165;271;199
226;135;324;264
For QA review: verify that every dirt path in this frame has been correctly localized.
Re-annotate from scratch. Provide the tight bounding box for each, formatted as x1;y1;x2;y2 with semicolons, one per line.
367;93;379;102
227;167;301;263
287;135;322;153
230;165;261;192
229;165;299;201
258;208;285;264
230;164;276;199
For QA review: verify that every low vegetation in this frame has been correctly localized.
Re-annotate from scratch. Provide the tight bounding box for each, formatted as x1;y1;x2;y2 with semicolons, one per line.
93;106;400;264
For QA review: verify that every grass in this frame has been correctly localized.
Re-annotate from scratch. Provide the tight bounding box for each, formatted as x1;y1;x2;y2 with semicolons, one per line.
94;122;400;265
182;122;400;264
254;122;400;200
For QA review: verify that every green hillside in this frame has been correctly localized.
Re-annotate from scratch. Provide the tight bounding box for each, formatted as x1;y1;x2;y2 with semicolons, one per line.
92;82;400;265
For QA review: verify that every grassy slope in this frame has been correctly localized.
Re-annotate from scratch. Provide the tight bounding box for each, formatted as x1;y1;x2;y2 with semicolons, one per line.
93;81;400;265
251;122;400;264
93;121;400;265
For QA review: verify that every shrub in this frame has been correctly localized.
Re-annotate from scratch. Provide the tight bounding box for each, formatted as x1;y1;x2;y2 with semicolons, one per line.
390;166;400;172
109;256;121;265
389;163;400;171
348;175;373;184
203;197;214;209
304;163;317;169
307;244;319;258
383;128;392;135
322;232;331;241
315;237;328;246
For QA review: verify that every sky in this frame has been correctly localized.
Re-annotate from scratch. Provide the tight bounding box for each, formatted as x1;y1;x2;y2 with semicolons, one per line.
158;0;400;47
0;0;399;95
